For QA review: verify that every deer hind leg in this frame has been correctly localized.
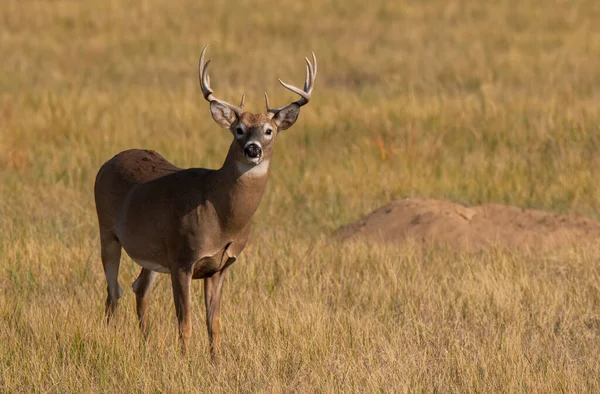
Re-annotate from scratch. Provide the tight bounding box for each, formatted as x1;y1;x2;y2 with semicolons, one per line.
100;232;123;324
170;268;193;355
204;267;229;361
132;268;158;337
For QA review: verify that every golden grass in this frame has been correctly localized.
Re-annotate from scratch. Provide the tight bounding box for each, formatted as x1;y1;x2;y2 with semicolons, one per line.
2;0;600;391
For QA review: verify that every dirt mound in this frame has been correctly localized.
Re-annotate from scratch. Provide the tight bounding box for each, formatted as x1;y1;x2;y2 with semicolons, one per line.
333;198;600;252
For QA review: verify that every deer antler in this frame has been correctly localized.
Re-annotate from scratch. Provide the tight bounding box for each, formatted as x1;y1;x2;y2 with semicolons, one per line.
199;45;245;116
265;52;317;113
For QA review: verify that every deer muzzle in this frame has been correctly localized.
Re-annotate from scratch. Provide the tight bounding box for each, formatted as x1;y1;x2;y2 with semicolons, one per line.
243;142;263;163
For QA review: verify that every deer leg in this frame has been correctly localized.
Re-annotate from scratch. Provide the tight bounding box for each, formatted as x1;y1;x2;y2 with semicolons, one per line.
204;267;229;360
171;268;193;354
100;233;122;324
132;268;158;338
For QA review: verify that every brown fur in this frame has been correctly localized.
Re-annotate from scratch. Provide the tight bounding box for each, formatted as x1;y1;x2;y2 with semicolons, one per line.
95;47;315;359
95;115;275;358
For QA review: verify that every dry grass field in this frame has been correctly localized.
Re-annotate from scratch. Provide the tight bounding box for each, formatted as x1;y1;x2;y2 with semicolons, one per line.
2;0;600;391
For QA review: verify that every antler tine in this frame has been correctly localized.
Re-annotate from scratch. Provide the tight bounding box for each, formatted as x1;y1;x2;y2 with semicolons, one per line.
198;44;245;115
303;56;315;92
198;45;213;101
278;79;311;102
303;58;310;91
266;52;317;113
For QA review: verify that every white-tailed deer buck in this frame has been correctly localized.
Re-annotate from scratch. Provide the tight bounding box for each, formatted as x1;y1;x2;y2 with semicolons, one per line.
94;45;316;358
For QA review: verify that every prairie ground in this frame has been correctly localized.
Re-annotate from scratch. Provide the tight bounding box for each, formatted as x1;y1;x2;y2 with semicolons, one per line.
2;0;600;391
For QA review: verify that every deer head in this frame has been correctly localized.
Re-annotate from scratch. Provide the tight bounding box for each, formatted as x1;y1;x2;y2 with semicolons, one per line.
198;45;317;167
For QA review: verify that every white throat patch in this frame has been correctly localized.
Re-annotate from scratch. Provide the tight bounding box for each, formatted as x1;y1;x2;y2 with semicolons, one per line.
236;160;270;177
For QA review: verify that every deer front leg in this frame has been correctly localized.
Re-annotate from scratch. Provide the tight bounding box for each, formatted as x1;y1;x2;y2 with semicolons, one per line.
132;268;158;338
170;268;193;355
204;268;229;360
100;233;123;324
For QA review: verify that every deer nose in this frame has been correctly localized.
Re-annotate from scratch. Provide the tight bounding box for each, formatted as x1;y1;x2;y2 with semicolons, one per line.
244;143;262;159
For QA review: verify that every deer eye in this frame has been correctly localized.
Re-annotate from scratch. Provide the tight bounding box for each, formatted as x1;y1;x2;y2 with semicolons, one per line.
236;127;244;136
265;129;273;136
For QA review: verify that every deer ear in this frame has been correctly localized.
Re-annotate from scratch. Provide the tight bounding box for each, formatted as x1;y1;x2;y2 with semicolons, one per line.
210;101;238;128
272;104;300;131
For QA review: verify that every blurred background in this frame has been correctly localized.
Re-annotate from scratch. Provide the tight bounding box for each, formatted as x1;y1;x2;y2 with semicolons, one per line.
3;0;600;234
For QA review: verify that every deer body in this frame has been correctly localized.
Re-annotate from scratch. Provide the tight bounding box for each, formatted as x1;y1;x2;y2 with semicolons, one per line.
95;146;267;277
94;46;316;358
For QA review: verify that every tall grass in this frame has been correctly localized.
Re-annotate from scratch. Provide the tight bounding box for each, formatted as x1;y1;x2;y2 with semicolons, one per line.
1;0;600;391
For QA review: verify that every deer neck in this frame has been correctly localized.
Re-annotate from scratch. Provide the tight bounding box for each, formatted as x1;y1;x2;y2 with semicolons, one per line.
208;142;271;232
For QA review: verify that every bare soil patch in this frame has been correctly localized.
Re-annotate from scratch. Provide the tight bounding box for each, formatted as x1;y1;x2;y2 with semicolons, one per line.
333;198;600;252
